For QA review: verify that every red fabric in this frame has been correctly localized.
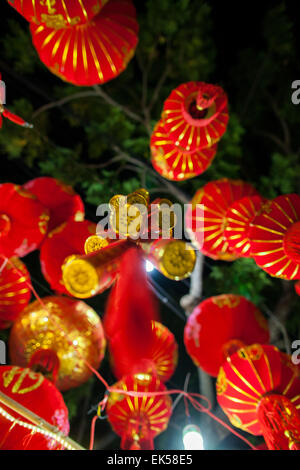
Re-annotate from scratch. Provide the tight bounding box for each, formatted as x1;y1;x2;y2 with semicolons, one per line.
184;295;270;377
9;296;106;391
249;194;300;280
162;81;229;151
216;344;300;437
30;0;139;86
107;373;172;450
0;183;49;258
0;257;32;329
24;177;84;231
0;365;69;450
185;178;258;260
150;118;217;181
40;219;96;294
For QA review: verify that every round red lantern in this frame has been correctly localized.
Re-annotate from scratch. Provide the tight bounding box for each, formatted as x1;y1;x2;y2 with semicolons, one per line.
249;194;300;280
184;294;269;377
0;365;69;450
0;257;32;329
0;183;49;258
23;177;84;232
107;373;172;450
9;296;106;391
30;0;139;86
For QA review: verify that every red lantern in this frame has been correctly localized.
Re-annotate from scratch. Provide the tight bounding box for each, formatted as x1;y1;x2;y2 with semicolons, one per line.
184;294;269;377
30;0;139;86
107;373;172;450
0;73;33;129
217;344;300;450
0;183;49;258
186;179;258;260
249;194;300;280
0;365;69;450
23;177;84;232
150;118;217;181
40;219;96;295
7;0;108;27
162;81;229;151
0;257;32;329
9;296;106;391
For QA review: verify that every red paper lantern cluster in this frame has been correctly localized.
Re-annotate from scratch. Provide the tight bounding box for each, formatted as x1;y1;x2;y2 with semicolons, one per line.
150;81;229;181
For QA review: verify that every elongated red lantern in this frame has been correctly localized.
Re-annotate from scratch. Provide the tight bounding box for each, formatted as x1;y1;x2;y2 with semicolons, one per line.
184;294;269;377
162;81;229;151
0;257;32;329
150;118;217;181
30;0;139;86
249;194;300;280
9;296;106;391
0;183;49;258
186;179;259;260
0;365;69;450
217;344;300;450
107;373;172;450
23;177;84;232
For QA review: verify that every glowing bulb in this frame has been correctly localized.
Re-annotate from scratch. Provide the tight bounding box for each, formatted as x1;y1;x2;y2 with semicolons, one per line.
182;424;204;450
145;260;154;272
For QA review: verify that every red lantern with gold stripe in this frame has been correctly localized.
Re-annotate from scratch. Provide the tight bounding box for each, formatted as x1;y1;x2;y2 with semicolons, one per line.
150;118;217;181
7;0;108;27
0;257;32;329
23;177;84;232
40;219;96;295
107;373;172;450
0;365;69;450
186;179;259;261
0;183;49;258
30;0;139;86
224;195;265;257
217;344;300;450
184;294;269;377
162;81;229;151
249;194;300;280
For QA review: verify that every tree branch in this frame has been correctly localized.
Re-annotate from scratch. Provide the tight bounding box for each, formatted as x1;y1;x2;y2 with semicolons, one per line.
92;85;144;124
32;91;99;118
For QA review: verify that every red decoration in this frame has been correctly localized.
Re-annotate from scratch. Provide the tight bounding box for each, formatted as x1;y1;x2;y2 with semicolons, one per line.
295;281;300;296
217;344;300;450
0;183;49;258
23;177;84;232
0;73;33;129
249;194;300;280
224;195;265;257
9;296;106;391
107;373;172;450
162;81;229;151
150;118;217;181
0;365;69;450
0;257;32;329
186;178;258;260
184;294;269;377
40;219;96;295
30;0;139;86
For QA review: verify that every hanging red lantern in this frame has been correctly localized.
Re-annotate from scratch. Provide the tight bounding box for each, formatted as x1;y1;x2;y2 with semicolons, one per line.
9;296;106;391
23;177;84;232
107;373;172;450
186;179;258;261
162;81;229;152
150;118;217;181
249;194;300;280
223;195;265;257
0;257;32;329
184;294;269;377
217;344;300;450
7;0;108;27
40;219;96;295
0;365;69;450
0;183;49;258
30;0;139;86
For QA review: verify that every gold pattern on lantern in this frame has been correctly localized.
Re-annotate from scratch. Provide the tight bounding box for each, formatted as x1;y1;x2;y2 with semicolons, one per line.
2;367;44;394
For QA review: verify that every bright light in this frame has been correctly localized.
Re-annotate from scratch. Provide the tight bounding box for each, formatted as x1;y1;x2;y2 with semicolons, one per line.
182;424;204;450
145;259;154;272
